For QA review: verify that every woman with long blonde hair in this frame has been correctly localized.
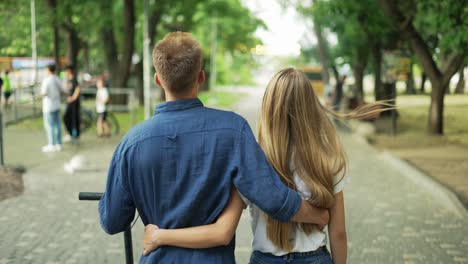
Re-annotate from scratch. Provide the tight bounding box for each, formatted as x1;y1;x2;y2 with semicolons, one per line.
142;68;386;263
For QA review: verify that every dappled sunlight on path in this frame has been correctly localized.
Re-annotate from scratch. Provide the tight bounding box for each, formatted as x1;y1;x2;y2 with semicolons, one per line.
1;90;467;263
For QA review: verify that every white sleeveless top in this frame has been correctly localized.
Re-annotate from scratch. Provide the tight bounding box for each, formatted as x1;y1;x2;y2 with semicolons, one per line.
242;161;349;256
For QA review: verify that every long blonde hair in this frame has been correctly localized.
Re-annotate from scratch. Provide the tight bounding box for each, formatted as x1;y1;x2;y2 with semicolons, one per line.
258;68;388;251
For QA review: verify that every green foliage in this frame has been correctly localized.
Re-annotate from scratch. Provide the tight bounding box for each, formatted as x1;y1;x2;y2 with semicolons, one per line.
198;90;245;108
1;0;263;85
215;51;257;85
192;0;265;53
191;0;264;85
0;0;54;56
309;0;393;67
371;94;468;146
414;0;468;55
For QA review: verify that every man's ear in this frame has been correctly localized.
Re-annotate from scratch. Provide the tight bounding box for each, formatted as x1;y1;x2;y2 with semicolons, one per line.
198;70;205;84
155;73;162;86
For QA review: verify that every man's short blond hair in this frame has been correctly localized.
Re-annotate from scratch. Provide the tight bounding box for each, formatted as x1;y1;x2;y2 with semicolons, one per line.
153;32;203;94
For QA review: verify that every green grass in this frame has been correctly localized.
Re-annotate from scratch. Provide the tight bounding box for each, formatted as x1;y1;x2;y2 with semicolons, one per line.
8;115;44;130
198;90;244;109
371;94;468;148
9;90;245;134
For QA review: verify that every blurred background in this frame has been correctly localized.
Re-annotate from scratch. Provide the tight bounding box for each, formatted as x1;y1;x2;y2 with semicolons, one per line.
0;0;467;263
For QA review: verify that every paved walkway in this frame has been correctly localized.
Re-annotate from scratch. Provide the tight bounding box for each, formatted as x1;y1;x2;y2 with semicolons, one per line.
233;88;468;264
0;89;467;263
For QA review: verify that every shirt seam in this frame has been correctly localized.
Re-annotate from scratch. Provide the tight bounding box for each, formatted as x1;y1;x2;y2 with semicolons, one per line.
233;121;249;170
123;126;244;151
110;152;132;198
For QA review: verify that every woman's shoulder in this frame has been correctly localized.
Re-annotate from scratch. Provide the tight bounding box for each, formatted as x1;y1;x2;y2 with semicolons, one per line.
333;173;351;194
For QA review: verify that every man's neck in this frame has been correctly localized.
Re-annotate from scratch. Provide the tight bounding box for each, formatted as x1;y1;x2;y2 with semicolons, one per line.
165;92;198;102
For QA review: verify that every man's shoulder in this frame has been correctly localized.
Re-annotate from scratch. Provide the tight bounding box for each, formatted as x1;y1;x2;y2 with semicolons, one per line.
42;75;51;82
128;108;247;135
41;76;52;87
118;108;249;150
120;118;156;144
201;107;247;131
43;75;59;83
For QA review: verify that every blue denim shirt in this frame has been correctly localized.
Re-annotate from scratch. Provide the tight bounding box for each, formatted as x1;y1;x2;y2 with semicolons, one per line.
99;98;301;264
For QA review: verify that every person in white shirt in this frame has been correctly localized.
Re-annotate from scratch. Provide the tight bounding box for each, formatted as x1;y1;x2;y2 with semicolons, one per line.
141;68;387;264
95;78;110;137
40;64;65;152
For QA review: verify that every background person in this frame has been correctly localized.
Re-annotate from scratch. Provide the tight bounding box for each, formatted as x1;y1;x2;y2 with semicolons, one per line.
3;70;12;107
96;78;110;137
63;65;81;142
0;75;3;105
40;64;66;152
332;75;347;111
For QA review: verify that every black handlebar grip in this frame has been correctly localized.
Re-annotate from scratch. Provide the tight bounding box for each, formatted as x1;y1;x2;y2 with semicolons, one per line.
79;192;103;201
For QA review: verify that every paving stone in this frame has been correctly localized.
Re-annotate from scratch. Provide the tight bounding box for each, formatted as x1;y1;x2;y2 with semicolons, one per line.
1;90;467;263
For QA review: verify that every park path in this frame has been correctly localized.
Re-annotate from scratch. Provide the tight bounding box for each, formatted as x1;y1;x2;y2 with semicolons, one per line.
0;88;467;263
0;130;139;264
232;87;468;264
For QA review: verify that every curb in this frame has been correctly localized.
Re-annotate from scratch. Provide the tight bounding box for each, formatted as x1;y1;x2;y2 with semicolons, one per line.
380;151;468;218
346;121;468;218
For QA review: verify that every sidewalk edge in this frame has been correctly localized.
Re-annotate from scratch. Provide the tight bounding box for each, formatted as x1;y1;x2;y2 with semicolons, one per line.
381;151;468;218
350;132;468;218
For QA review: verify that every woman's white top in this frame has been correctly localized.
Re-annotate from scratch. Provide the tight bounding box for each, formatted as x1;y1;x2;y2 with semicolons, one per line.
243;160;350;256
96;87;109;113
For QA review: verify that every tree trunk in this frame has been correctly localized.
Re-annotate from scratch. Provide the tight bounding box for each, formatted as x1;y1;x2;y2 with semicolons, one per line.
101;27;119;87
352;47;368;101
454;67;465;94
428;81;444;134
100;0;135;88
405;61;415;94
312;19;330;85
100;23;124;105
82;41;90;72
373;42;383;101
420;72;426;93
63;21;81;67
135;61;144;105
379;0;464;135
149;7;163;101
353;63;365;100
331;65;340;84
52;25;60;71
46;0;61;71
149;7;163;45
117;0;135;88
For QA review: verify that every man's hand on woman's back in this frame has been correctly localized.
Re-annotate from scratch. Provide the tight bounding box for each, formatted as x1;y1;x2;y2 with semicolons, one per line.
291;200;330;227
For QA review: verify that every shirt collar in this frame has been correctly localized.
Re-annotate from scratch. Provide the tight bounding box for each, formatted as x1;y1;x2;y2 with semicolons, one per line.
154;98;204;115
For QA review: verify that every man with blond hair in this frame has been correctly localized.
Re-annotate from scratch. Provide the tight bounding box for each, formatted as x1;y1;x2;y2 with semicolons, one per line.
99;32;328;263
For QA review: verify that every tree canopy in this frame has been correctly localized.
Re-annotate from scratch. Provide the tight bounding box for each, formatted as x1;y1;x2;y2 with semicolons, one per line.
290;0;466;134
0;0;264;88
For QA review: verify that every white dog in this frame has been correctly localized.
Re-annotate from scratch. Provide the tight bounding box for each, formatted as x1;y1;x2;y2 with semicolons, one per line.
64;155;92;174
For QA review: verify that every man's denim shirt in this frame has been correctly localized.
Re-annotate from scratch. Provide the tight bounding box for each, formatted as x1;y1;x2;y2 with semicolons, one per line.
99;98;301;264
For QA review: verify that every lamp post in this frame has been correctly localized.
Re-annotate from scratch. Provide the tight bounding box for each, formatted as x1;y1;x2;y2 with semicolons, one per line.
143;0;152;120
31;0;38;85
209;14;218;91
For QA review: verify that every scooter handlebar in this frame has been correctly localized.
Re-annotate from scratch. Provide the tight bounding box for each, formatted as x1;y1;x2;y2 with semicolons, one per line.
78;192;103;201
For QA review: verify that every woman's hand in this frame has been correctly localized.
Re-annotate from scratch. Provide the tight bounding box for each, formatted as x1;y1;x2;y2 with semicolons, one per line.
142;224;161;256
140;188;245;253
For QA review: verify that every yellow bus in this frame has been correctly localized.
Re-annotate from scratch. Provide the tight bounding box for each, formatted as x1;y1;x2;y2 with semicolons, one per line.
300;66;325;97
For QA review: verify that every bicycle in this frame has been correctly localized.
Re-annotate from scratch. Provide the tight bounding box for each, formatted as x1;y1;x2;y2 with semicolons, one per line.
80;106;120;136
